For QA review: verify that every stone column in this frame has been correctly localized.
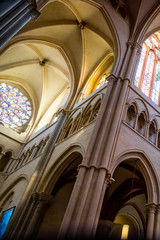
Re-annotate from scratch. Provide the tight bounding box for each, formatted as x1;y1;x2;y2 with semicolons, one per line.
155;130;158;147
90;174;115;238
3;159;12;173
18;192;39;239
24;192;52;240
145;203;156;240
0;0;40;48
58;75;117;240
145;121;150;139
3;110;68;240
154;204;160;240
58;43;144;240
8;159;18;173
134;113;138;130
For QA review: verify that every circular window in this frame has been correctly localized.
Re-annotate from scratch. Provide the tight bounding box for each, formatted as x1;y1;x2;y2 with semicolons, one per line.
0;83;32;128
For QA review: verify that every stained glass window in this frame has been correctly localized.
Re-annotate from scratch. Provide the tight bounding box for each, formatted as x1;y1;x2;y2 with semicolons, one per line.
145;39;152;48
152;61;160;104
135;32;160;106
151;36;158;47
0;83;32;128
0;207;15;239
155;49;160;58
135;45;146;87
96;73;110;89
141;51;154;96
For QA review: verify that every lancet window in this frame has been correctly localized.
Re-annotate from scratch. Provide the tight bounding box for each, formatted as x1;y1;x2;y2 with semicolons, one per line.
135;32;160;106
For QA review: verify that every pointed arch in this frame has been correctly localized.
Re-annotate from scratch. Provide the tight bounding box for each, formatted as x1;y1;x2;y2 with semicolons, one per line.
38;144;84;193
111;150;159;203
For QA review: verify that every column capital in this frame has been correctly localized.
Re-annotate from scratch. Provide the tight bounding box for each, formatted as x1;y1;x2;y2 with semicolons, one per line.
126;41;141;50
107;74;117;84
31;192;39;203
145;203;157;214
27;0;40;20
57;108;71;117
38;192;53;204
104;173;115;188
156;204;160;213
30;9;41;20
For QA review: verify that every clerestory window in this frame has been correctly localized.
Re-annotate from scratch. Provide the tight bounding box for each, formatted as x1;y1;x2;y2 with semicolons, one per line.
135;32;160;106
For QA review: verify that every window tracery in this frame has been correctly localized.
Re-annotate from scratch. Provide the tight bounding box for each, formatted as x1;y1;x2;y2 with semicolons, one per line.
90;101;101;122
135;32;160;105
0;83;32;128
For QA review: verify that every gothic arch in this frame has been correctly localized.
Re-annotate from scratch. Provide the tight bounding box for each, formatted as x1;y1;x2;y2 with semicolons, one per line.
111;150;159;203
1;191;14;210
134;3;160;44
0;175;28;202
127;97;149;118
38;144;84;193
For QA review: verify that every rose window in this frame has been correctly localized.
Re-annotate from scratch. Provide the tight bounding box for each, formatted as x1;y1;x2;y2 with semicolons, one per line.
0;83;32;128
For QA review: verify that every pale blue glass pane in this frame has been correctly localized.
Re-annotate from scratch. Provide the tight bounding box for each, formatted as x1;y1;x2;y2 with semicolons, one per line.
0;208;14;239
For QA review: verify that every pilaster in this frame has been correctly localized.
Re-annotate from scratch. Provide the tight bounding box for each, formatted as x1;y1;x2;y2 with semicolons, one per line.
24;192;52;240
145;203;156;240
154;204;160;240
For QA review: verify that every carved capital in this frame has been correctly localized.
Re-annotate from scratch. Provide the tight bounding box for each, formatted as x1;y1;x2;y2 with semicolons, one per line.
137;46;142;56
107;74;117;84
27;0;40;20
31;192;39;203
58;108;71;117
104;173;115;189
30;9;40;20
38;192;53;205
127;41;141;50
156;204;160;213
145;203;156;214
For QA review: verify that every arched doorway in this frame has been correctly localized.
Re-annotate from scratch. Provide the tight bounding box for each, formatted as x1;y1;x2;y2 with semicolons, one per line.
96;160;147;240
36;152;83;240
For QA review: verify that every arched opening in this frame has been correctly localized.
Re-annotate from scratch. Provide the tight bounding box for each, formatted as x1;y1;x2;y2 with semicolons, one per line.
137;113;146;136
90;100;102;122
36;152;83;240
70;114;81;134
148;121;156;144
126;105;136;128
80;108;92;128
96;160;147;240
0;151;12;172
63;122;73;139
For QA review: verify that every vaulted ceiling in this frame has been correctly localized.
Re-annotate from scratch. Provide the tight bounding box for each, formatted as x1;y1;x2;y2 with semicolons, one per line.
0;0;114;138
